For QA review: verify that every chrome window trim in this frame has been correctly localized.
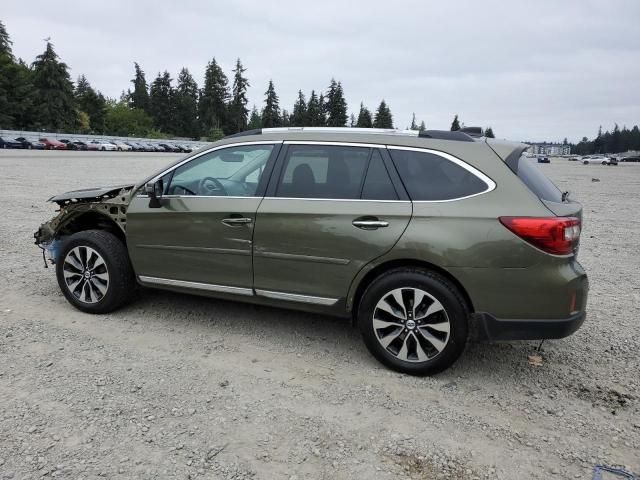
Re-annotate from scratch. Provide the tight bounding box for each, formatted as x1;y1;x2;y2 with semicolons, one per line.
386;145;496;202
283;140;383;148
262;197;410;203
255;289;338;306
138;276;253;296
149;141;282;183
136;194;261;199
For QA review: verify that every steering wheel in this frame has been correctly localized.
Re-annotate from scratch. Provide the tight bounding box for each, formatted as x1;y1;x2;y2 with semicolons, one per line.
198;176;227;196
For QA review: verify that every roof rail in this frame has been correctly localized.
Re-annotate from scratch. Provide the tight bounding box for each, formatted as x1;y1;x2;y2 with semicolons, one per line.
225;127;476;142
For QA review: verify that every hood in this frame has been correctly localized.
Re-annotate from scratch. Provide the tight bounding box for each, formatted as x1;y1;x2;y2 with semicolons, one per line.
48;184;135;205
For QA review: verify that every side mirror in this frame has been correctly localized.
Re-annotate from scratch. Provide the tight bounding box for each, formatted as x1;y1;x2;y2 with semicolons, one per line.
145;179;164;208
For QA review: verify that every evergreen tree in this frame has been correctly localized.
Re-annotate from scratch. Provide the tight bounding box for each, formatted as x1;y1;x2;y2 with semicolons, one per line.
373;100;393;128
356;102;373;128
130;62;150;112
419;120;426;132
290;90;307;126
228;58;249;133
281;109;290;127
349;113;356;127
325;78;348;127
450;114;461;131
484;126;495;138
261;80;281;128
31;42;77;131
247;105;262;130
74;75;106;133
0;20;13;58
610;123;622;153
199;58;229;134
174;67;199;138
104;99;154;136
148;70;174;133
318;92;327;126
306;90;324;126
409;113;417;130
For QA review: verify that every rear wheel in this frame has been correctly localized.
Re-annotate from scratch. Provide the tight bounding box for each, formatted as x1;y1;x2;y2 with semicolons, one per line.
583;160;588;165
56;230;135;314
357;268;469;375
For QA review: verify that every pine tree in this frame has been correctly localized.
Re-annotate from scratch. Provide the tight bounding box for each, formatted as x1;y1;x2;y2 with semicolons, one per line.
349;113;356;127
419;121;426;132
148;70;175;133
291;90;307;126
318;92;327;126
174;67;199;138
450;114;461;131
74;75;106;133
31;42;77;131
261;80;281;128
130;62;150;112
281;109;290;127
373;100;393;128
325;78;348;127
228;58;249;133
247;105;262;130
356;102;373;128
410;113;417;130
484;126;495;138
199;58;229;134
0;20;13;58
306;90;324;126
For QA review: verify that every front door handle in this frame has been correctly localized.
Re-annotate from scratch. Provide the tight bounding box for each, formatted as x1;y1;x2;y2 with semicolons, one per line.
222;217;253;226
352;218;389;230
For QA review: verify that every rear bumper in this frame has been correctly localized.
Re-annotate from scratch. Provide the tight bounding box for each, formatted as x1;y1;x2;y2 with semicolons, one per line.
473;310;586;341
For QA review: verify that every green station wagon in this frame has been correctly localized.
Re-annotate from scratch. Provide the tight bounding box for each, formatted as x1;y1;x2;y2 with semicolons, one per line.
34;127;588;374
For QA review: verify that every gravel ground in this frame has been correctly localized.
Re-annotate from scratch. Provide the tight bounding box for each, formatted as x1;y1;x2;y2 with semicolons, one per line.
1;150;639;480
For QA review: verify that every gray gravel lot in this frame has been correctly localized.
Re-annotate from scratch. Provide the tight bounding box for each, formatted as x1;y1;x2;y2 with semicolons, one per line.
1;150;639;479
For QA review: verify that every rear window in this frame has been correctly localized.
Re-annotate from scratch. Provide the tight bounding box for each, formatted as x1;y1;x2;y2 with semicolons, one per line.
389;149;489;201
514;155;563;203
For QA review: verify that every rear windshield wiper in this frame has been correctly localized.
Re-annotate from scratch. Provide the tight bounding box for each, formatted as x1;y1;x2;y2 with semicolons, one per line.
561;191;570;202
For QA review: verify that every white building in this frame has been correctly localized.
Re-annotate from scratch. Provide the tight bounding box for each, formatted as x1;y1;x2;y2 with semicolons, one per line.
528;143;571;156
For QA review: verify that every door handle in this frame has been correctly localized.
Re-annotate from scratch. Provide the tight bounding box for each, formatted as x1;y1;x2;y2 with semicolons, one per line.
222;217;253;226
352;219;389;230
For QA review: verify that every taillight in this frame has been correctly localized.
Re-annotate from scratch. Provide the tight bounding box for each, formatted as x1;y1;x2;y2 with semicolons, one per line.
499;216;581;255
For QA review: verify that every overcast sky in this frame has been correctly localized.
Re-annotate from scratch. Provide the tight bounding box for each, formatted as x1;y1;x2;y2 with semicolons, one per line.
3;0;639;142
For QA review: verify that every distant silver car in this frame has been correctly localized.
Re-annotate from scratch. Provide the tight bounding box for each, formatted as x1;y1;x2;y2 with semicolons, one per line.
89;140;118;151
581;155;617;166
110;140;133;152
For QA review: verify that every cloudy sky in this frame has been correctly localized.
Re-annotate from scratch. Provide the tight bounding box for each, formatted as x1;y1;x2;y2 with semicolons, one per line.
3;0;639;142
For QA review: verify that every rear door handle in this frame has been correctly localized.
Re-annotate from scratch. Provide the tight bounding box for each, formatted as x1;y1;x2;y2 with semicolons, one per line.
352;219;389;230
222;217;253;226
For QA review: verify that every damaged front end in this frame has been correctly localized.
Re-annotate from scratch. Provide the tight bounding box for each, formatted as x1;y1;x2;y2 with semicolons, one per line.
34;185;136;267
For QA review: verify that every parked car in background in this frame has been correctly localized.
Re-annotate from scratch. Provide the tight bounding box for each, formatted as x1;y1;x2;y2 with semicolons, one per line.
71;140;89;151
89;140;118;151
158;142;181;153
139;142;158;152
34;127;588;375
0;136;24;149
39;138;67;150
567;156;579;161
15;137;46;149
178;144;193;153
582;155;617;165
110;140;133;152
537;156;550;163
621;156;640;162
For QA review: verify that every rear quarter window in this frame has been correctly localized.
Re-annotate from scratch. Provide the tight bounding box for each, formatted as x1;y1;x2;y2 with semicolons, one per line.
513;155;563;203
389;148;490;201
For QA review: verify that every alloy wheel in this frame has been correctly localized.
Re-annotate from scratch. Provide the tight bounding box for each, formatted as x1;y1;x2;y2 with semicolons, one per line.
373;287;451;362
62;246;109;304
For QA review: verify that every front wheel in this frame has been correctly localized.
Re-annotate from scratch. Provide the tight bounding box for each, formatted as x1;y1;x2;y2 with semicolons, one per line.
583;160;589;165
56;230;136;314
357;268;469;375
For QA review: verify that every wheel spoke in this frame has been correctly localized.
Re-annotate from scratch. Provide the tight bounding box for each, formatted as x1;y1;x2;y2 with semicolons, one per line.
412;289;426;317
417;327;447;352
376;299;405;320
66;251;83;271
396;335;410;361
93;272;109;281
89;255;105;271
373;317;403;330
90;278;108;295
390;290;407;319
412;333;429;361
416;300;444;320
422;320;450;334
379;328;403;348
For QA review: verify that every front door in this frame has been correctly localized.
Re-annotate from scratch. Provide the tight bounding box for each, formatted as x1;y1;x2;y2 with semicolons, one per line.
252;143;412;305
127;142;280;292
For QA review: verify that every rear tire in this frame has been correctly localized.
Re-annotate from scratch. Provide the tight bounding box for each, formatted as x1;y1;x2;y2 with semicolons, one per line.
357;268;469;375
583;160;588;165
56;230;135;314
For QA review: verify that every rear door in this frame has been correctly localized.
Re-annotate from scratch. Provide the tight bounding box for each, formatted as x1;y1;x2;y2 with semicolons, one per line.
252;142;412;306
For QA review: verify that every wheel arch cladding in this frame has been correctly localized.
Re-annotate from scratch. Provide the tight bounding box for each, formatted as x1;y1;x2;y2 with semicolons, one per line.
349;259;475;321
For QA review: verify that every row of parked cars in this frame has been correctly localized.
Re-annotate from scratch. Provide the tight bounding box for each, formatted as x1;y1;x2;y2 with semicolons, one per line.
0;136;202;153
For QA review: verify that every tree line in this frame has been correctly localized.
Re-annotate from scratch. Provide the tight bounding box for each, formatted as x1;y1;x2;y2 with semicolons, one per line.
569;125;640;155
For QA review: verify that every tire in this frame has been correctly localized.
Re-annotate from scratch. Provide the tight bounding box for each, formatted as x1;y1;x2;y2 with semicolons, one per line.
602;161;607;165
357;268;469;375
56;230;136;314
583;160;588;165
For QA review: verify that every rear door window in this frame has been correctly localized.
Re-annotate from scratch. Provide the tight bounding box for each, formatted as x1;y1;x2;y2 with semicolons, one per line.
389;148;490;201
361;150;398;200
